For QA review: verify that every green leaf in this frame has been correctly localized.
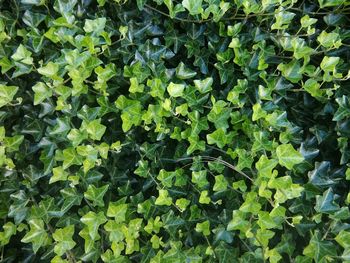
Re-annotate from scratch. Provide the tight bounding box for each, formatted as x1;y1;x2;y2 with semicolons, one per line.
84;184;109;207
335;230;350;249
195;220;210;236
199;190;211;204
176;62;197;79
37;62;59;78
213;175;228;192
239;192;261;214
303;231;337;262
32;82;52;105
192;170;208;189
155;189;173;206
317;31;341;48
86;119;106;141
115;95;142;132
52;225;76;256
21;219;50;253
193;77;213;94
107;203;128;223
256;155;278;178
206;128;228;149
276;144;304;170
182;0;203;15
277;60;302;83
167;82;185;97
83;17;106;36
81;211;107;240
49;166;69;184
11;44;33;65
314;188;340;214
320;56;340;72
333;95;350;121
4;135;24;152
62;147;83;170
0;84;19;108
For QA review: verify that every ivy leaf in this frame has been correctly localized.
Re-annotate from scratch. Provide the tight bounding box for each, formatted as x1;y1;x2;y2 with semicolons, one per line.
4;135;24;152
49;166;69;184
32;82;52;105
155;189;172;206
167;82;185;97
199;190;211;204
62;147;83;170
333;95;350;121
52;225;76;256
182;0;203;15
83;17;106;36
206;128;228;149
21;219;50;253
213;175;228;192
176;62;197;79
192;170;208;189
37;62;59;78
11;44;33;65
303;231;337;262
195;220;210;236
80;211;107;240
107;203;128;223
84;185;109;207
86;119;106;141
335;230;350;249
115;95;142;132
0;84;19;108
276;144;304;169
320;56;339;72
193;77;213;94
314;188;340;214
277;60;302;83
256;155;278;178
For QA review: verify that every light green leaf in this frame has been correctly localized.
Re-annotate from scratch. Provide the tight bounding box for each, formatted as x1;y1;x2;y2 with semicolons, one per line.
4;135;24;152
52;225;76;256
83;17;106;35
195;220;210;236
193;77;213;94
21;219;50;253
62;147;83;170
192;170;208;189
84;184;109;207
176;62;197;79
335;230;350;249
182;0;203;15
167;82;185;97
11;44;33;65
155;189;172;206
256;155;278;178
115;95;142;132
32;82;52;105
49;166;69;184
276;144;304;170
37;62;59;78
81;211;107;240
86;119;106;141
107;203;128;223
213;175;228;192
0;84;19;108
199;190;211;204
320;56;340;72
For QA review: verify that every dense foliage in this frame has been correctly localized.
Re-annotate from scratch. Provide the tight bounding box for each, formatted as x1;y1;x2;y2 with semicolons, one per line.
1;0;350;262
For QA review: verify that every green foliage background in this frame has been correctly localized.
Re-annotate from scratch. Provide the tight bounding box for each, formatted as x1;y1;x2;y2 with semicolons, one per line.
1;0;350;262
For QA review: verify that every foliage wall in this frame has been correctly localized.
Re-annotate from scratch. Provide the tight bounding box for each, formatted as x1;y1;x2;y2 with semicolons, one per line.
1;0;350;262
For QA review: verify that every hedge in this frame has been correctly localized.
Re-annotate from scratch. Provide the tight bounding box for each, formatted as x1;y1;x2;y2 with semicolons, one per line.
1;0;350;262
